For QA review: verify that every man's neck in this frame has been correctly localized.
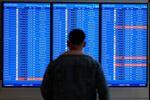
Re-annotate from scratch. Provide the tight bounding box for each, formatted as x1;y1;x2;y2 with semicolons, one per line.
63;50;84;56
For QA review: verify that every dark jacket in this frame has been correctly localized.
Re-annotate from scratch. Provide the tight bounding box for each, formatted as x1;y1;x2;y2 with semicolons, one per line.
41;51;109;100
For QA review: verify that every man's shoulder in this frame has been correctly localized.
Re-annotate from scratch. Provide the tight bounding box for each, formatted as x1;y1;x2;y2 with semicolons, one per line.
55;54;99;66
58;54;95;61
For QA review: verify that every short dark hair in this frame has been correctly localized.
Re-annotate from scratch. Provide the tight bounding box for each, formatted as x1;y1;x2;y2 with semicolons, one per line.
68;29;85;45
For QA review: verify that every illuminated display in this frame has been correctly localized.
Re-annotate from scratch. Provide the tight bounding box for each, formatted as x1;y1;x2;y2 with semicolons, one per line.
3;3;50;86
102;4;147;86
53;4;99;61
3;3;148;87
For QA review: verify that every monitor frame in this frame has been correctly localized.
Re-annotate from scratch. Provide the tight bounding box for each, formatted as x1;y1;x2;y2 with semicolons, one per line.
51;2;100;61
2;1;51;88
52;2;149;87
1;1;149;87
100;3;149;87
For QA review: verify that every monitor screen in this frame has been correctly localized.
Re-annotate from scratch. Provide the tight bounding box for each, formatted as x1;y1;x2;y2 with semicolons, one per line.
102;4;147;86
3;3;50;87
53;4;99;60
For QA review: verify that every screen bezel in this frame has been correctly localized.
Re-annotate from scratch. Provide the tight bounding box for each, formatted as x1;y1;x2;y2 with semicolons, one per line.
52;2;149;87
1;1;148;87
2;1;51;88
51;2;100;61
100;3;148;87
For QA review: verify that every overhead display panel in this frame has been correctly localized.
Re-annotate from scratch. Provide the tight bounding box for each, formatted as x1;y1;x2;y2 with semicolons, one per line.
53;4;99;61
3;3;50;87
101;4;147;86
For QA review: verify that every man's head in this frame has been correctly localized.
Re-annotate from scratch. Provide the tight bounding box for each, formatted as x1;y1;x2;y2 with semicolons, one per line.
67;29;86;51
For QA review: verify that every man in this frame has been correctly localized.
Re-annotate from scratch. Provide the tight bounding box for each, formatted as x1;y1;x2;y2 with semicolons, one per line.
41;29;109;100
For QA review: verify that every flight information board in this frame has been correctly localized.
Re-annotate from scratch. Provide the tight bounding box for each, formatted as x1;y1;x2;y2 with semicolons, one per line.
3;3;50;87
102;4;147;86
53;4;99;60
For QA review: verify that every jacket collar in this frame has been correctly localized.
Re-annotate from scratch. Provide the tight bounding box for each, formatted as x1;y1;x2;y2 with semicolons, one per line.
62;50;84;56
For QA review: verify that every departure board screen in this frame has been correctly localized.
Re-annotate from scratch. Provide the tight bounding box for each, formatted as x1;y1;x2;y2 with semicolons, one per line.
53;4;99;60
102;4;147;86
3;3;50;87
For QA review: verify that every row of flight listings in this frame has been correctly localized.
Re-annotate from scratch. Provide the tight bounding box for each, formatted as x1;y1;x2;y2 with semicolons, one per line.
3;3;148;87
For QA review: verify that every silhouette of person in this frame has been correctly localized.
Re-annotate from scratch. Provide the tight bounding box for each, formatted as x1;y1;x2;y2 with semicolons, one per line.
41;29;109;100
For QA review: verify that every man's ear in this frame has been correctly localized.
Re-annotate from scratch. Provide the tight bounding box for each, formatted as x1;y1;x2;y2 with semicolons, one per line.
83;41;86;47
67;41;70;47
